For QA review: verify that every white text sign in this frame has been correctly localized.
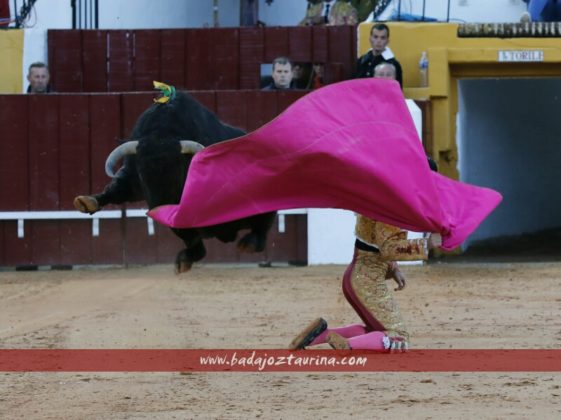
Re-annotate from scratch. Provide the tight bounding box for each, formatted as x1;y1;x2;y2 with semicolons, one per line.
498;50;544;62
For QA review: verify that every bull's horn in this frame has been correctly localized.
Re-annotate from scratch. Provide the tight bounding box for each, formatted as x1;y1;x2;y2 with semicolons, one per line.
105;141;139;178
180;140;205;154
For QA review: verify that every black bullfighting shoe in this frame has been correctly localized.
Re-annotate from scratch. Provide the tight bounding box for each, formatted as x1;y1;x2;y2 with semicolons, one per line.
288;317;327;350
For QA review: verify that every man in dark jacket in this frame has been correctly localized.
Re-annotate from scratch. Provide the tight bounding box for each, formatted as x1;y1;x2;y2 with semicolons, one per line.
262;57;295;90
355;23;403;88
26;62;52;93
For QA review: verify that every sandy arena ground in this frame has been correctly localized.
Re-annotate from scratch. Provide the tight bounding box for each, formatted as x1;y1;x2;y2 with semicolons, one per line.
1;261;561;419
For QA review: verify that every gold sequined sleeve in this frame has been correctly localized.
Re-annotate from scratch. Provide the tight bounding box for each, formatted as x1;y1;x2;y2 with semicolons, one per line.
299;3;322;26
380;237;429;261
330;3;358;25
355;215;429;261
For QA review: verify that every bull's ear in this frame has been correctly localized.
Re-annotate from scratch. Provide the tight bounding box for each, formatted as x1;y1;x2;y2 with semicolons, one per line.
179;140;205;155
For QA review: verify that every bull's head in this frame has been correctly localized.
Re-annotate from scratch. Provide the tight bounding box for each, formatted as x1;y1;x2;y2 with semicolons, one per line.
104;140;205;178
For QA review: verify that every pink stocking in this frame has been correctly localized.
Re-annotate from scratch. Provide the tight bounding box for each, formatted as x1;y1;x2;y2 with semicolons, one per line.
347;331;388;350
310;323;367;346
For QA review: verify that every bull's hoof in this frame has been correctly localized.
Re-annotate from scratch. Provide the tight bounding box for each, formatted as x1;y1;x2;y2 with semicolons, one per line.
73;196;99;215
175;260;193;274
237;233;264;253
175;250;194;274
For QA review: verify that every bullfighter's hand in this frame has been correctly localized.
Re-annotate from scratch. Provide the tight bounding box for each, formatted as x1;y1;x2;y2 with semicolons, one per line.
385;262;406;291
428;233;442;250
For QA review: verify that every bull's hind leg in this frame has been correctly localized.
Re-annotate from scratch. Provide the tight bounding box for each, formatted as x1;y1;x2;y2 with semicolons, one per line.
237;212;276;253
173;229;206;273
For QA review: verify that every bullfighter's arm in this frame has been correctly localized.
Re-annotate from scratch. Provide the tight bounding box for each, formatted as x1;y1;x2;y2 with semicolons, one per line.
355;216;431;261
380;227;442;262
380;235;429;261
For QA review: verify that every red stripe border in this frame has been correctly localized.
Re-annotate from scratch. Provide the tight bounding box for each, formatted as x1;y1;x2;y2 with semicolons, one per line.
1;349;560;372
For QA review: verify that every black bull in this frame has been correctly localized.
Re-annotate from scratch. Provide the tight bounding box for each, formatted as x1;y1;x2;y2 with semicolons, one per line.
74;91;276;272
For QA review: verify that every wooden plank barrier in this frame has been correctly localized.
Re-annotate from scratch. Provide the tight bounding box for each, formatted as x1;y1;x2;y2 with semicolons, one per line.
47;27;357;93
134;30;162;90
28;95;61;265
48;30;83;92
185;29;214;90
161;29;186;89
0;95;31;266
239;27;264;90
264;27;289;62
0;90;308;268
82;30;108;92
107;30;134;92
288;26;313;64
59;95;92;264
213;28;240;90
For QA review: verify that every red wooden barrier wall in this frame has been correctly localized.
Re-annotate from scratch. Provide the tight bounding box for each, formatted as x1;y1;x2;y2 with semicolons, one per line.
0;96;31;265
0;91;308;268
47;27;357;92
0;0;10;27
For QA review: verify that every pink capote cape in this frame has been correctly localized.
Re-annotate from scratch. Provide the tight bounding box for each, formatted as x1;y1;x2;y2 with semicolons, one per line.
149;79;502;250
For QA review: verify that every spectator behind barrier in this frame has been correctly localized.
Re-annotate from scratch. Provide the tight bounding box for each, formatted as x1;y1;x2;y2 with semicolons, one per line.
292;63;310;89
300;0;358;26
310;64;324;89
351;0;376;23
27;62;52;94
373;62;396;80
355;23;403;88
522;0;561;22
262;57;295;90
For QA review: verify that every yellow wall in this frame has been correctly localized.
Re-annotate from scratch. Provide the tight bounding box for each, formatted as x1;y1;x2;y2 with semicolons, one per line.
0;30;24;94
358;22;561;179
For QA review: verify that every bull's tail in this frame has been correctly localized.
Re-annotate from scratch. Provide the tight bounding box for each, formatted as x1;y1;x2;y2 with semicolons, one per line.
153;81;176;104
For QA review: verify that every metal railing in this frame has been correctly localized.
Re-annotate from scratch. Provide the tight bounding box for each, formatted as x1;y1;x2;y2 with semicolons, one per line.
71;0;98;29
8;0;38;28
6;0;98;29
393;0;451;22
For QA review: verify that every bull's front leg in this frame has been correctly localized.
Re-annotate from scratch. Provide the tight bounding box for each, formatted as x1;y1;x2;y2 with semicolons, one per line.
237;211;276;253
74;195;102;215
172;228;206;273
74;162;144;214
